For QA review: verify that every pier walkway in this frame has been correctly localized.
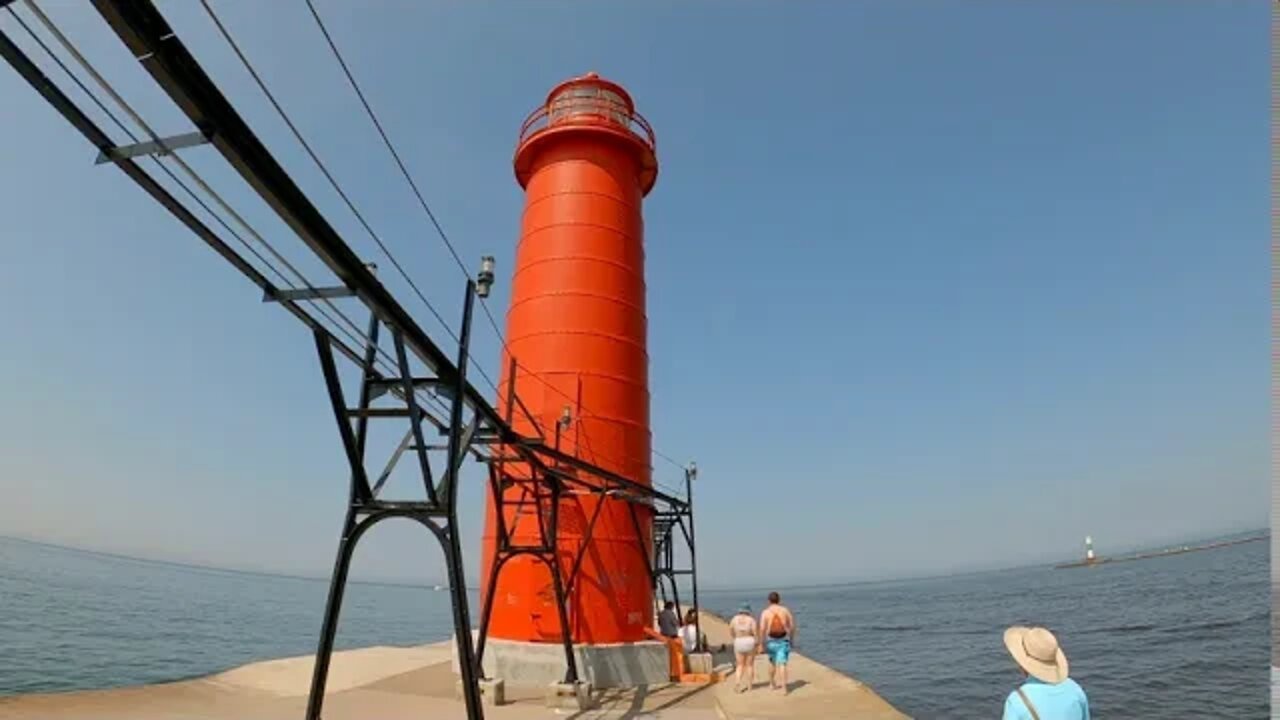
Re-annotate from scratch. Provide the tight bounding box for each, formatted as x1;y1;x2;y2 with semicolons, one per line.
698;611;907;720
0;613;906;719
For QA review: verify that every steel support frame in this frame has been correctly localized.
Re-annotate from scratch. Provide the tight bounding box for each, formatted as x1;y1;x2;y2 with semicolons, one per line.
5;0;689;511
88;0;688;514
648;466;701;648
472;447;631;682
2;5;702;713
472;457;702;683
304;278;486;720
471;355;666;687
473;461;576;685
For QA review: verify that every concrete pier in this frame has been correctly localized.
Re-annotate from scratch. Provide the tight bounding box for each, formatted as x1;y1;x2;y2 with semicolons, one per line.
451;630;671;688
0;612;907;719
698;611;908;720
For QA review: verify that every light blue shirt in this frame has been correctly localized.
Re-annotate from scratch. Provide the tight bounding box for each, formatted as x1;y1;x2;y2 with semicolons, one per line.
1002;677;1090;720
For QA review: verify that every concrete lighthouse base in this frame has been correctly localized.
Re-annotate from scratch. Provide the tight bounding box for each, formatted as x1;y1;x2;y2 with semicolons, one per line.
450;631;670;689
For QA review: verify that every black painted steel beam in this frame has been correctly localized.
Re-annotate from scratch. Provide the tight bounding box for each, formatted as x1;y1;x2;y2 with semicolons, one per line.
0;24;376;370
0;26;470;443
90;0;500;420
5;8;701;707
89;0;686;513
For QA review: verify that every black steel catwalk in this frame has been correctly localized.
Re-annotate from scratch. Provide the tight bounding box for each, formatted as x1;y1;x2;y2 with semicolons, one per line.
0;3;702;718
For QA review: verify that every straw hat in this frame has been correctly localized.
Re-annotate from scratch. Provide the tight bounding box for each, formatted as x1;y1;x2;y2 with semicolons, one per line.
1003;626;1069;683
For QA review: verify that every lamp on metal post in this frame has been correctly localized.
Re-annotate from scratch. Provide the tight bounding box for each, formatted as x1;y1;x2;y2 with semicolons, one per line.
452;254;493;429
454;255;494;409
555;405;572;453
685;460;701;651
443;255;495;720
476;256;495;299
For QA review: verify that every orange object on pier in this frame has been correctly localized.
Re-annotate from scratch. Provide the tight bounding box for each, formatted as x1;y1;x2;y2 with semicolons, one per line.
479;72;659;644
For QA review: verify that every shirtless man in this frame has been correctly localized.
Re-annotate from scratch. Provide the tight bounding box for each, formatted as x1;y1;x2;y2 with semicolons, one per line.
758;591;796;694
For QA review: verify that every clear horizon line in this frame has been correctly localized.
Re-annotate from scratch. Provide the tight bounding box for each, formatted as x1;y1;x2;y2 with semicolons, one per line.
0;534;469;592
4;527;1266;594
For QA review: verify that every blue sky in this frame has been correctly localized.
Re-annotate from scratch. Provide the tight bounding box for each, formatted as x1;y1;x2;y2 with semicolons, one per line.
0;1;1267;589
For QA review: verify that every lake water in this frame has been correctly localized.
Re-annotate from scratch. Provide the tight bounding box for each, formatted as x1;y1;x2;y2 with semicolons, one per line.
0;535;1269;718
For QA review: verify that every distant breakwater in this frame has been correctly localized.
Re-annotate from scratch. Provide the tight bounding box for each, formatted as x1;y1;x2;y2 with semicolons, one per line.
1055;534;1268;570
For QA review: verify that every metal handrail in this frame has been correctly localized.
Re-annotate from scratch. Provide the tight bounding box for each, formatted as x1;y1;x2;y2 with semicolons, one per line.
518;95;656;153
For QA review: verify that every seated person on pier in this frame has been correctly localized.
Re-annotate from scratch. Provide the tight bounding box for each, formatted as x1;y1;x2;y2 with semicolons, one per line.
679;608;706;654
657;600;679;639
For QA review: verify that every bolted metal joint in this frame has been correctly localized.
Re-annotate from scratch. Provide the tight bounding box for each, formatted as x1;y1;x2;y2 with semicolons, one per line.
476;256;495;298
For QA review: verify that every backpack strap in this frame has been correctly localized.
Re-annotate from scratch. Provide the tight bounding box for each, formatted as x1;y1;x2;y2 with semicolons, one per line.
1015;688;1041;720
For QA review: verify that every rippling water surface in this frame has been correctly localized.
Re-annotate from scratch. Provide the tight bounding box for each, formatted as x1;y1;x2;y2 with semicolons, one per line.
0;537;477;696
0;535;1268;718
703;537;1269;718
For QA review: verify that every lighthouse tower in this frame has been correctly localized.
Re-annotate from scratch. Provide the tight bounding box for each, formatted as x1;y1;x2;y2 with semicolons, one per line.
476;72;664;688
1085;535;1095;562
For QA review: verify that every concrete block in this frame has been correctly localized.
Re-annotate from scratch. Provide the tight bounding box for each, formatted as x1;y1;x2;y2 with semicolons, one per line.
686;652;714;674
451;631;669;688
579;642;670;687
545;680;593;710
454;677;505;707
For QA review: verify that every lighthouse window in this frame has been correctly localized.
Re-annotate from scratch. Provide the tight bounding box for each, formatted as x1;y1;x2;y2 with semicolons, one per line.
549;86;629;126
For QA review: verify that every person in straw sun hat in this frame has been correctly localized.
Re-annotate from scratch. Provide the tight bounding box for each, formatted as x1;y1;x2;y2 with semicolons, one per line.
1000;626;1090;720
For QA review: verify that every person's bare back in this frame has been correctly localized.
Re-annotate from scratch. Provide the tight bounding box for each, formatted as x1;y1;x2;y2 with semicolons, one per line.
758;592;796;693
760;604;794;639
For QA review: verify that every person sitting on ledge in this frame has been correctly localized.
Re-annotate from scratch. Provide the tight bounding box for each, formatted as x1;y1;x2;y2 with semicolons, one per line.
1001;625;1090;720
657;600;679;639
679;608;705;655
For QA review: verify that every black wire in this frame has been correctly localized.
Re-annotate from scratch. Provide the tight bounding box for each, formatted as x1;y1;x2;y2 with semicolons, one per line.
11;4;391;372
6;6;455;425
653;448;688;471
6;7;290;320
298;0;689;480
198;0;484;375
298;0;516;357
297;0;563;396
301;0;467;279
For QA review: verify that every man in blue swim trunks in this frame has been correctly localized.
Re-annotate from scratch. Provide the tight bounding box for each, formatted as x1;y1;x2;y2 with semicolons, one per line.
758;592;796;694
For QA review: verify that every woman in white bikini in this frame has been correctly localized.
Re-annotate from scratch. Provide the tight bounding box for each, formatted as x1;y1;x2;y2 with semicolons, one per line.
729;603;758;692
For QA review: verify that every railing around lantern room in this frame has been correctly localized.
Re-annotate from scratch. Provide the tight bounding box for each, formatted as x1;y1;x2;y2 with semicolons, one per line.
517;84;657;154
